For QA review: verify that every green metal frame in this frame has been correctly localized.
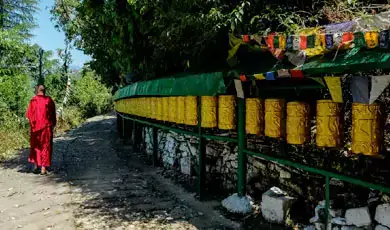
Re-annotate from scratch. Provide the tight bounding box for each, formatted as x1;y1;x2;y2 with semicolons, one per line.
116;93;390;223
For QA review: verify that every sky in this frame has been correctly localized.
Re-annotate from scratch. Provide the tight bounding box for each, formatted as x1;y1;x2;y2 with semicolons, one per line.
31;0;90;69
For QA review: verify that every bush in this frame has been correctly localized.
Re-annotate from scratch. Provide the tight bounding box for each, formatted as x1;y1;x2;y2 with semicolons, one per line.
70;70;112;118
0;111;29;160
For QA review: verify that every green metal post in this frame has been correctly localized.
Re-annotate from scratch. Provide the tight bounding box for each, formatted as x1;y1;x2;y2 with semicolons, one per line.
121;115;125;139
197;96;206;200
122;116;128;144
152;127;159;166
325;176;330;226
132;120;136;149
237;97;247;196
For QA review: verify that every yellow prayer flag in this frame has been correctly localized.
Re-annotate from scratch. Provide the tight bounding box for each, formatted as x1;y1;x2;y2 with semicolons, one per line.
364;31;379;49
324;76;343;103
254;73;266;80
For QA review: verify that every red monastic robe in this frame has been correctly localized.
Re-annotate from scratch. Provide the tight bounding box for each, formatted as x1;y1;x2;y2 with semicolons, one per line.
26;95;56;167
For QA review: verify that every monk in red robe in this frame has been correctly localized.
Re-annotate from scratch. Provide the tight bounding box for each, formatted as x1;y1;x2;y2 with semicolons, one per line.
26;85;56;175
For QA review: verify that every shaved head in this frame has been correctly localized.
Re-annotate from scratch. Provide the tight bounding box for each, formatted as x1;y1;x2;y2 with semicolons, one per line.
36;85;46;95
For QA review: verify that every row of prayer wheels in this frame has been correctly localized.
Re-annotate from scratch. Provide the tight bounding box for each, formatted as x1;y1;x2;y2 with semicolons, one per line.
115;96;382;156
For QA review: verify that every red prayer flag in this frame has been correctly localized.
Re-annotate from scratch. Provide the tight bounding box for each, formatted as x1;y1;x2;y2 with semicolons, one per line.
342;32;354;44
240;74;247;82
243;35;250;43
266;35;274;49
300;36;307;50
290;69;304;78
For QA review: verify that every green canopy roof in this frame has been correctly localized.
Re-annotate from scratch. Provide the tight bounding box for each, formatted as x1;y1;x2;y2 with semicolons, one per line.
113;72;227;101
300;49;390;75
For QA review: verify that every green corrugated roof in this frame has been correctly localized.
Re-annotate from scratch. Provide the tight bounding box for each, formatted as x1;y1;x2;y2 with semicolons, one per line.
113;72;227;100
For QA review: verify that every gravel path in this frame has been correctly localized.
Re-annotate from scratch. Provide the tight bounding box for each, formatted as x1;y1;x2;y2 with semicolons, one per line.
0;115;240;230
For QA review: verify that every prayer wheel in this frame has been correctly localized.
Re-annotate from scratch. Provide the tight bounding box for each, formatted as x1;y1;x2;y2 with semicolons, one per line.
123;99;131;115
134;98;139;116
265;99;285;138
352;103;382;156
151;97;157;119
140;98;145;117
316;100;342;147
115;100;122;113
201;96;217;128
286;102;310;145
168;97;178;123
246;98;264;135
177;96;185;124
145;98;150;118
162;97;169;121
185;96;198;125
218;95;236;130
136;98;141;116
156;97;163;121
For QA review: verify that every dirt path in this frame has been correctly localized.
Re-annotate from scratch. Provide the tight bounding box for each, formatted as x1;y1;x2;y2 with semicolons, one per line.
0;115;240;230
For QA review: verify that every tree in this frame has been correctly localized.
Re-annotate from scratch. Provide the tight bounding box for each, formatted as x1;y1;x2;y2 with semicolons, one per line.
0;0;38;39
50;0;388;86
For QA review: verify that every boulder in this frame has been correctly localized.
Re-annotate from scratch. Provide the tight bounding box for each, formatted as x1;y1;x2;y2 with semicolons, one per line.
376;225;390;230
260;187;296;224
375;204;390;228
345;207;372;227
332;217;347;226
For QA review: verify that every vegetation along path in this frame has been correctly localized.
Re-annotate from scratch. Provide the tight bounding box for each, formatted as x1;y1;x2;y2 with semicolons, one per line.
0;114;240;230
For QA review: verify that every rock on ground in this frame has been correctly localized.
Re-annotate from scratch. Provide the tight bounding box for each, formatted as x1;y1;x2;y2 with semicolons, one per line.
260;187;296;224
345;207;372;227
376;204;390;228
0;114;240;230
376;225;390;230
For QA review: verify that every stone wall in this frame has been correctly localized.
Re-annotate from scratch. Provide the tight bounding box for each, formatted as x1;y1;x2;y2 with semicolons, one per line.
141;127;323;205
140;126;390;225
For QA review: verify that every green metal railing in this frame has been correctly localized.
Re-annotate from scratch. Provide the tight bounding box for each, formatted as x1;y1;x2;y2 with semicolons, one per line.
116;95;390;224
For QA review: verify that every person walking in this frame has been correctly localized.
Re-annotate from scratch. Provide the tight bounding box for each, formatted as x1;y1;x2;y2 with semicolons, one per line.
26;85;56;175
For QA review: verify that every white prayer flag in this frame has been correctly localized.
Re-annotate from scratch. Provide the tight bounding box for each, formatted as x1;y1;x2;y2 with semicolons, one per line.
369;75;390;104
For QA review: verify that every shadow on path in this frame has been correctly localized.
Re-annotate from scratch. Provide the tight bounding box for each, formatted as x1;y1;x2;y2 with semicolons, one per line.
0;115;240;230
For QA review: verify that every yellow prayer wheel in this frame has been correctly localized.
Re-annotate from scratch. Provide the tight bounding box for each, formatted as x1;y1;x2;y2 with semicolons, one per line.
148;97;152;118
246;98;264;135
265;99;285;138
352;103;382;156
137;98;141;116
156;98;163;120
115;100;121;113
185;96;198;125
177;96;185;124
201;96;217;128
286;102;310;145
162;97;169;121
121;98;130;114
316;100;342;147
134;98;138;116
168;97;178;123
150;97;157;119
140;98;145;117
218;95;236;130
145;97;149;117
131;98;135;115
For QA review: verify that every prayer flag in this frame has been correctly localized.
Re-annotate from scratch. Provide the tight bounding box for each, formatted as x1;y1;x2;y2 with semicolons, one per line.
324;76;343;103
370;75;390;104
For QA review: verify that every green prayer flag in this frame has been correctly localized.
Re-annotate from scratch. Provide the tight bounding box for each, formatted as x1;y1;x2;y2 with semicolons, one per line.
309;77;325;86
307;35;316;48
273;36;279;48
354;32;366;48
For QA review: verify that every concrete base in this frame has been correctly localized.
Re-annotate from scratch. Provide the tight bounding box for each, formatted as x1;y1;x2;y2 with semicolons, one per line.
221;193;252;214
260;187;296;224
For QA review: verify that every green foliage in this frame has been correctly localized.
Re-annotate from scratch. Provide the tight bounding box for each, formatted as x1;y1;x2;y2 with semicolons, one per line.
70;70;112;118
50;0;384;84
0;0;39;39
